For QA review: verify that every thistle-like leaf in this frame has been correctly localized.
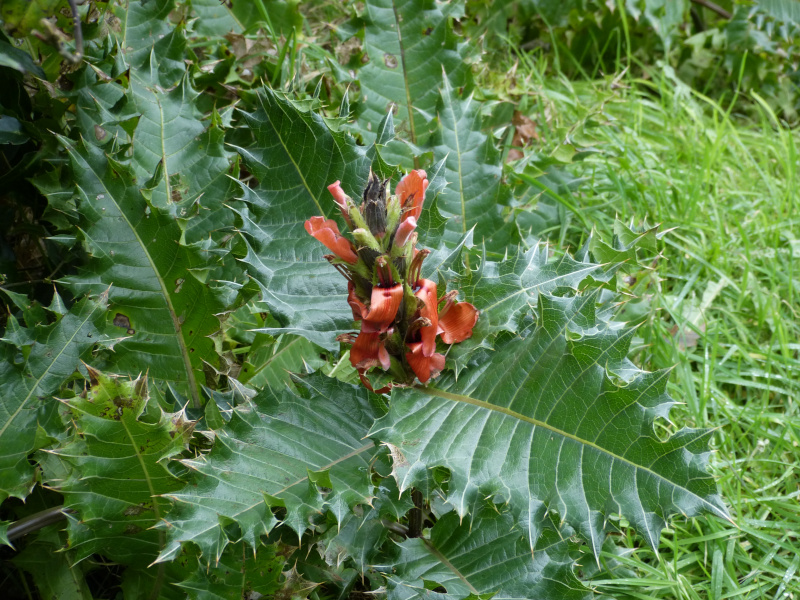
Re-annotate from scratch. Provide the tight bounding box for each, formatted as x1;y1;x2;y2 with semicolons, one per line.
56;137;228;406
0;292;107;503
371;290;729;557
233;89;373;350
382;505;590;600
431;80;519;252
175;542;286;599
158;374;381;564
239;333;326;391
51;368;193;571
451;244;604;347
354;0;471;165
124;75;240;244
111;0;186;87
35;0;240;405
588;219;659;264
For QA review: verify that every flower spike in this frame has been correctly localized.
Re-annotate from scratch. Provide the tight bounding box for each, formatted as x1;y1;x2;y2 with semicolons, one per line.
312;172;478;390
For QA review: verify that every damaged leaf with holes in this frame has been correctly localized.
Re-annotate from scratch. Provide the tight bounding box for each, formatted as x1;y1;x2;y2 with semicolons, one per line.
49;367;193;577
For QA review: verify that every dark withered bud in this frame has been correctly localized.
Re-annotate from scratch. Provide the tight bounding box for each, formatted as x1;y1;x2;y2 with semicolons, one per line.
362;171;388;238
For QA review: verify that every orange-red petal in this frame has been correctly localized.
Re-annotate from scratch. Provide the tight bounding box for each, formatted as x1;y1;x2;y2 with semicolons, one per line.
396;169;428;222
405;342;445;384
347;282;367;321
438;301;479;344
350;331;390;371
364;283;403;333
304;216;358;264
414;279;438;357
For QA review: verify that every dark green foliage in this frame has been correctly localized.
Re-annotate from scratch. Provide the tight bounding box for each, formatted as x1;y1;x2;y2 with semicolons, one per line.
0;1;743;597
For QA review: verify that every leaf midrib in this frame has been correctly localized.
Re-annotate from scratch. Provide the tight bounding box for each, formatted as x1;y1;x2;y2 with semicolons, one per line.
420;385;726;518
256;93;325;217
420;537;479;595
391;0;417;147
67;142;201;407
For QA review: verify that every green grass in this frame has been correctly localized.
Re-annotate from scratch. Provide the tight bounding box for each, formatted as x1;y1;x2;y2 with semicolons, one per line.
499;49;800;600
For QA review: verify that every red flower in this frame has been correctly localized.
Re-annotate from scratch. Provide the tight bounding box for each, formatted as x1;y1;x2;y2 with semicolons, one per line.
304;216;358;264
347;271;403;334
363;284;403;333
413;279;438;357
438;297;479;344
350;330;391;371
395;169;428;223
405;342;445;384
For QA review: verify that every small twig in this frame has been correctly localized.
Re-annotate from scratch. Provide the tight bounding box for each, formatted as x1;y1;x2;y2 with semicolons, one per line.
380;518;409;537
689;0;732;20
67;0;84;62
7;506;74;543
407;489;424;538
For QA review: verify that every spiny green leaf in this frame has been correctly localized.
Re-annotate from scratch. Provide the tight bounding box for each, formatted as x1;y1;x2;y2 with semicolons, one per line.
175;542;285;599
112;0;184;86
239;333;326;390
354;0;472;165
66;16;239;244
0;292;107;503
158;374;381;564
454;244;604;340
233;88;373;351
315;478;411;573
432;80;519;252
122;75;239;243
383;505;590;600
56;137;228;406
185;0;245;37
12;527;93;600
371;290;729;557
589;219;659;265
51;368;193;570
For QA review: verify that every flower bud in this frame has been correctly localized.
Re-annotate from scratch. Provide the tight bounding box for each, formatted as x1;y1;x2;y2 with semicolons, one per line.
352;228;381;253
394;216;417;248
362;171;388;238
